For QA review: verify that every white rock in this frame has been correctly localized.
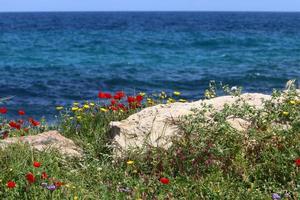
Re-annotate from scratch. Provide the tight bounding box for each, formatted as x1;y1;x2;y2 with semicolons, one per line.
0;130;82;157
110;93;271;154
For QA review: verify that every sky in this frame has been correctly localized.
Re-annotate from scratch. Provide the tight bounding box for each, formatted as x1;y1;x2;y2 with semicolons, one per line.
0;0;300;12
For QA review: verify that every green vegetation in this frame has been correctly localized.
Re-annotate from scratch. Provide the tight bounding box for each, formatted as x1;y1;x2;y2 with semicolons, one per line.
0;84;300;199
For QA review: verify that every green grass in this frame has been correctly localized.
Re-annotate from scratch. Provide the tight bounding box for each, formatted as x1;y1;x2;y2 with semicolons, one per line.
0;87;300;199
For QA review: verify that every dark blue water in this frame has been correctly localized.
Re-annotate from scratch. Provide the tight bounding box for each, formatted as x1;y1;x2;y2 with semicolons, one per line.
1;12;300;119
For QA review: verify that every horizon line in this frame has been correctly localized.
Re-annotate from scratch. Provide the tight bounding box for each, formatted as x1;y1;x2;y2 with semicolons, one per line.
0;10;300;13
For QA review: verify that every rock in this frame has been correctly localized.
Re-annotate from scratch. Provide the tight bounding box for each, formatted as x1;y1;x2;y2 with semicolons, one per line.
0;131;82;157
226;117;251;132
110;93;271;154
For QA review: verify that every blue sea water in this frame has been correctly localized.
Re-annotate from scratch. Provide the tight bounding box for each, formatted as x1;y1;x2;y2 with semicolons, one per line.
0;12;300;119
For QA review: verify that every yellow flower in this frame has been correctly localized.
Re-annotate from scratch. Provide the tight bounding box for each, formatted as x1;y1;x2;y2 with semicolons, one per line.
167;98;175;104
127;160;134;165
73;102;79;106
290;100;296;105
159;91;167;99
69;117;74;120
139;92;146;96
282;111;289;116
173;91;181;96
56;106;64;111
77;116;82;120
83;104;90;109
65;184;70;188
90;102;95;106
74;196;79;200
100;108;108;112
72;107;79;111
78;108;83;112
179;99;187;103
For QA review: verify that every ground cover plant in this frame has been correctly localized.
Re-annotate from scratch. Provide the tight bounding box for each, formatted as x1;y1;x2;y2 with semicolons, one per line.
0;82;299;199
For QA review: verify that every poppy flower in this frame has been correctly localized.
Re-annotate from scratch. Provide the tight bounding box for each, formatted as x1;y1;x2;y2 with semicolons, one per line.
47;185;56;191
111;99;117;105
54;181;64;187
29;118;40;127
41;172;48;179
114;91;125;100
26;172;35;183
127;96;135;104
295;158;300;167
18;119;24;124
18;110;25;115
9;121;21;130
6;181;16;188
136;95;143;102
33;161;41;168
110;106;118;111
0;107;7;114
159;177;170;184
98;92;111;99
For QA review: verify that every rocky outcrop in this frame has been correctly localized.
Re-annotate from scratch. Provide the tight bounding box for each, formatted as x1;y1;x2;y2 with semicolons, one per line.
0;131;82;157
110;93;271;154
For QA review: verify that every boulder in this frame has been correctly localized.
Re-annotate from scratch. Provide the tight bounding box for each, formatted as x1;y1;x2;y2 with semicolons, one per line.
0;131;82;157
110;93;271;154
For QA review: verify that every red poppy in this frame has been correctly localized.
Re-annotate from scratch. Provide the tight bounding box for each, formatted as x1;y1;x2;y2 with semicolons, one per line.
114;91;125;100
98;92;112;99
111;99;117;105
33;161;41;168
118;103;126;111
23;128;29;132
127;96;135;104
18;119;24;124
159;177;170;185
295;158;300;167
6;181;16;188
26;172;35;183
110;106;118;111
136;95;143;102
0;107;7;114
104;93;112;98
54;181;64;187
41;172;48;179
29;118;40;127
9;121;21;130
18;110;25;116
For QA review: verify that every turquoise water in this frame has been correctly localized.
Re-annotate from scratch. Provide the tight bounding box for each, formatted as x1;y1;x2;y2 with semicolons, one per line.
0;12;300;119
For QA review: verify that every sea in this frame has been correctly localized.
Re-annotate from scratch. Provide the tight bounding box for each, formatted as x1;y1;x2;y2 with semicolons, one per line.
0;12;300;119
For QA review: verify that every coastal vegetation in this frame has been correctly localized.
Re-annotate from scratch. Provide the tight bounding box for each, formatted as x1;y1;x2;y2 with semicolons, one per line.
0;82;299;199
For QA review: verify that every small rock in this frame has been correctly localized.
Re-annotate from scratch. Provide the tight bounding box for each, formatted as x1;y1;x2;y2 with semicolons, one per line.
0;131;82;157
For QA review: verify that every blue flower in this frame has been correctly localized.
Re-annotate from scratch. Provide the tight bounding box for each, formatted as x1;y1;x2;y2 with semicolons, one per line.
272;193;281;200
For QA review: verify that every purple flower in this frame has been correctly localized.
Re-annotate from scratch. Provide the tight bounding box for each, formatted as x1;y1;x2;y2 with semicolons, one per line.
46;185;56;191
272;193;281;200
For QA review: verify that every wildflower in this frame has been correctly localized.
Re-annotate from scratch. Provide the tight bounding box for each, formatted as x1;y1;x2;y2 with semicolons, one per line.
56;106;64;111
179;99;187;103
72;107;79;111
47;185;56;191
29;118;40;127
89;102;95;106
6;181;16;188
54;181;64;187
18;119;24;124
173;91;181;96
0;107;7;114
272;193;281;200
33;161;41;168
136;95;143;102
69;117;74;120
41;182;48;188
78;108;83;112
167;98;175;104
295;158;300;167
9;121;21;130
73;102;79;106
100;108;108;112
77;116;82;120
41;172;48;179
282;111;289;116
110;106;118;111
114;91;125;100
111;99;117;105
139;92;146;96
127;160;134;165
98;92;112;99
18;110;25;115
74;196;79;200
127;96;135;104
83;104;90;109
26;172;36;183
290;100;296;105
160;91;167;99
159;177;170;184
